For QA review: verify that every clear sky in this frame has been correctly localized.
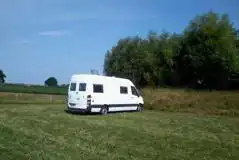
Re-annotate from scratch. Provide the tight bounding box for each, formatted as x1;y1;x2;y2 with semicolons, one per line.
0;0;238;85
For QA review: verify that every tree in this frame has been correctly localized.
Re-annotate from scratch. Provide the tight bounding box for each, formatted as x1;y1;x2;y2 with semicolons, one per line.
44;77;58;87
103;32;182;87
0;70;6;84
176;11;239;89
104;36;151;86
90;69;100;75
149;31;182;86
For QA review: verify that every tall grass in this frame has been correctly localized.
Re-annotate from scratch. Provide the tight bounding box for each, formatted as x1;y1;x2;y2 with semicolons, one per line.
142;88;239;117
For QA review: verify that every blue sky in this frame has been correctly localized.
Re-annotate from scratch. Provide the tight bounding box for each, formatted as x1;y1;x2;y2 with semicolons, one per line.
0;0;238;85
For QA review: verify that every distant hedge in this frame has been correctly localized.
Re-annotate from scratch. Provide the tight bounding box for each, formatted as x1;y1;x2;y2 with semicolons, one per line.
0;84;68;95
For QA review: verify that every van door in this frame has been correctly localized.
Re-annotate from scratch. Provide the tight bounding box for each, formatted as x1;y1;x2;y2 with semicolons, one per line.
92;84;104;105
130;86;140;107
68;82;87;108
118;86;131;111
68;82;78;104
120;86;129;103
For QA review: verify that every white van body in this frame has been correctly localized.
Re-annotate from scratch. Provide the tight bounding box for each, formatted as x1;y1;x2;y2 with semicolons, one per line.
67;74;144;114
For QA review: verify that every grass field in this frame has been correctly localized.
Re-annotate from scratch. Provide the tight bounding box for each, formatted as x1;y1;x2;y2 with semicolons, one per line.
0;104;238;160
0;84;67;95
1;88;239;117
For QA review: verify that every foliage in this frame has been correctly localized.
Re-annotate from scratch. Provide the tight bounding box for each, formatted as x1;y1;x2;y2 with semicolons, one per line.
0;69;6;84
90;69;100;75
177;11;239;89
44;77;58;87
104;11;239;90
104;33;181;86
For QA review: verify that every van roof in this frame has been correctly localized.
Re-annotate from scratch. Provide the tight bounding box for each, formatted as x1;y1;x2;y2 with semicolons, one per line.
70;74;134;85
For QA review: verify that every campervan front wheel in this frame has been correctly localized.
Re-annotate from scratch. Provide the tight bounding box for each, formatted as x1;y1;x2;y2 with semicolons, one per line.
137;104;144;112
100;106;108;115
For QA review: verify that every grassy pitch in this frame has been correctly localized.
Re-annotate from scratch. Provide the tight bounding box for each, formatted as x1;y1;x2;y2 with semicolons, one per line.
0;104;238;160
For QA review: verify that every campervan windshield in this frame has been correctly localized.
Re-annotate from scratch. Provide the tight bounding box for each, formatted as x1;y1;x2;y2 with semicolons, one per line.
69;82;87;92
70;83;76;91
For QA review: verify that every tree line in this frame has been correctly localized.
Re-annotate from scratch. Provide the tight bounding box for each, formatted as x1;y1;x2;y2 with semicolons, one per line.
0;71;59;87
104;11;239;90
0;69;99;87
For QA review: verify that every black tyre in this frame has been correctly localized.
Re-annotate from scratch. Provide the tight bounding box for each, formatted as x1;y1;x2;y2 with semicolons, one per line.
137;104;144;112
100;106;108;115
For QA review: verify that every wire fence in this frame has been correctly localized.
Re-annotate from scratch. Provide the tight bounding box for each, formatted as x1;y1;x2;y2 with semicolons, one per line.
0;92;66;104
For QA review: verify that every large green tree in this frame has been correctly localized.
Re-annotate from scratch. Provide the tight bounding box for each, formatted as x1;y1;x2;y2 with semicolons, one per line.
0;70;6;84
176;11;239;89
44;77;58;87
150;31;182;86
104;36;154;86
104;32;182;87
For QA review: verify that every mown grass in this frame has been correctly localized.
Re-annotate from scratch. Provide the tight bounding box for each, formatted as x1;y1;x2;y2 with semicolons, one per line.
0;84;67;95
0;92;66;104
0;104;238;160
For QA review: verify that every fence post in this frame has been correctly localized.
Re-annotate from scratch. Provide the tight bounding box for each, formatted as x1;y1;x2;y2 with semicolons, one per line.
16;93;18;101
49;95;52;104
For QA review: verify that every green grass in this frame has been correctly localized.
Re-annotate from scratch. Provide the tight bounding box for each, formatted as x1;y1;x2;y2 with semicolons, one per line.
0;84;67;95
0;104;239;160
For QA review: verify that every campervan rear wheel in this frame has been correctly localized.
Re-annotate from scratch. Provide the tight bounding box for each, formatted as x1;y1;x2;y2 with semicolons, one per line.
100;107;108;115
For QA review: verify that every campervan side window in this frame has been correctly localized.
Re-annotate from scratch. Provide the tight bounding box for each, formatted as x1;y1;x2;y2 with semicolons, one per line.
70;83;76;91
120;86;128;94
131;86;139;96
93;84;104;93
79;83;86;91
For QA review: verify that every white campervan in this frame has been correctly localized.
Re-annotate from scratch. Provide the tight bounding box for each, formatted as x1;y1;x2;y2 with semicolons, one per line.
67;74;144;115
